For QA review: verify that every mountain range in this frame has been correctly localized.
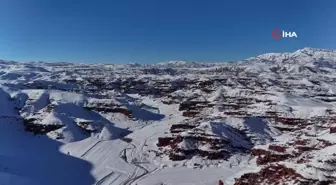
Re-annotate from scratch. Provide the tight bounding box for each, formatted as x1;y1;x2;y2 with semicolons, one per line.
1;47;336;185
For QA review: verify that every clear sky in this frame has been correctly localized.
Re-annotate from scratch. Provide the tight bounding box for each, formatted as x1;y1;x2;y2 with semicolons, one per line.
0;0;335;63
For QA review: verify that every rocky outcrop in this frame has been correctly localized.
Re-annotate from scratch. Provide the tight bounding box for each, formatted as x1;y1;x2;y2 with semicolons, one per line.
24;118;63;135
182;111;199;117
157;120;252;161
252;149;291;166
268;145;286;153
234;165;333;185
84;101;133;118
330;127;336;133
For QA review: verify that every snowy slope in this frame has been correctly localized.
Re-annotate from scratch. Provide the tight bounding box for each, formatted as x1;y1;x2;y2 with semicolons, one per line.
1;47;336;185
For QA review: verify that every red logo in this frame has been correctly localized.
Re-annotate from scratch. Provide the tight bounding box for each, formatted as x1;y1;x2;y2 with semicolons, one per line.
272;29;282;39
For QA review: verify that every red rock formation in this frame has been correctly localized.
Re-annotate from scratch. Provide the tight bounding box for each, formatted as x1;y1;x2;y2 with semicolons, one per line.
170;124;197;133
157;137;174;147
234;165;335;185
330;127;336;133
234;165;305;185
296;146;316;153
199;150;227;160
268;145;286;153
251;148;269;156
294;139;309;145
252;148;292;166
256;153;292;166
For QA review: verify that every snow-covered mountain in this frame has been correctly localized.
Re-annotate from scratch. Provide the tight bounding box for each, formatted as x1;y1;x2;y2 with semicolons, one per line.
152;60;220;68
1;47;336;185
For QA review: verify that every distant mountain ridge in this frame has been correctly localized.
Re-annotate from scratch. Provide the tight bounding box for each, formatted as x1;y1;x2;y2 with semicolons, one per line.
2;47;336;69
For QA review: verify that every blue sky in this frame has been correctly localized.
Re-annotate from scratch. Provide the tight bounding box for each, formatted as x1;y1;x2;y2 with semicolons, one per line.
0;0;335;63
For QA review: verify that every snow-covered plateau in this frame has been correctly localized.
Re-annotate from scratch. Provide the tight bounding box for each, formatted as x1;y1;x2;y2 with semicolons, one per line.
1;47;336;185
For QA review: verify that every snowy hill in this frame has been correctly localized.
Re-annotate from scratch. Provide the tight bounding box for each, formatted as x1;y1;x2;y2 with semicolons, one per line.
1;48;336;185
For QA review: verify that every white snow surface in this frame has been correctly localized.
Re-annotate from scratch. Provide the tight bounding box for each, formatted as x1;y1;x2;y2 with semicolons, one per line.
1;48;336;185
